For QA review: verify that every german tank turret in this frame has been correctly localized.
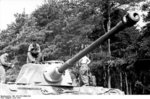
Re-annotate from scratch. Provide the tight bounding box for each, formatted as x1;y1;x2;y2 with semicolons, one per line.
0;12;140;95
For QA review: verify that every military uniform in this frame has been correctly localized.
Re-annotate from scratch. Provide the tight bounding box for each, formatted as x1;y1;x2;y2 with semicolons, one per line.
27;43;42;63
0;53;12;83
78;56;91;86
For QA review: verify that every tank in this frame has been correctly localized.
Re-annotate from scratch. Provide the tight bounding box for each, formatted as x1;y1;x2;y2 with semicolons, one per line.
0;12;140;96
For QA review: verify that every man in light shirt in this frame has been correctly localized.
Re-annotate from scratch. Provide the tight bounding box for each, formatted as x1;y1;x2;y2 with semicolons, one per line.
0;53;14;83
78;55;91;86
27;38;42;63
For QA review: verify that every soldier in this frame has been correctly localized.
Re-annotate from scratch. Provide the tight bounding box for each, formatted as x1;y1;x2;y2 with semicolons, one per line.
27;38;42;63
78;55;91;86
0;53;14;83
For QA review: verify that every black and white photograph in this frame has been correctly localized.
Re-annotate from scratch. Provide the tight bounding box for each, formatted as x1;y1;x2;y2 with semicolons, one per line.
0;0;150;98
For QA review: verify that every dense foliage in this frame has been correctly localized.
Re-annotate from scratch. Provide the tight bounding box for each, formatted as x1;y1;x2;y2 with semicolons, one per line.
1;0;150;94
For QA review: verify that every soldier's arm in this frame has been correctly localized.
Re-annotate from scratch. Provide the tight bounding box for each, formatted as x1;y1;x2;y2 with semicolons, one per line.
87;57;91;64
28;44;33;52
0;56;12;67
37;44;41;53
78;58;82;66
27;52;35;62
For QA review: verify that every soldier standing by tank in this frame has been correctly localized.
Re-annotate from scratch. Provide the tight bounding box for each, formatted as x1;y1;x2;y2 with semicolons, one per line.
78;55;91;86
27;38;42;63
0;53;14;83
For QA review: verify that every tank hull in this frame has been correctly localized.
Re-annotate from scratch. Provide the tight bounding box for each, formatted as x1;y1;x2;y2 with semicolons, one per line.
0;84;124;95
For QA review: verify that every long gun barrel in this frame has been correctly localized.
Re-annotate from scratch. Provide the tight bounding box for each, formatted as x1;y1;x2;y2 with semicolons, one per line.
44;12;140;82
58;12;140;73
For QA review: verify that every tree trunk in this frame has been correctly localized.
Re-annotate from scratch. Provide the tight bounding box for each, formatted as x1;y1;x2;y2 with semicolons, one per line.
125;73;129;94
102;0;111;57
108;68;111;88
120;72;123;90
129;83;132;94
108;39;111;56
107;0;111;57
107;18;111;56
104;67;107;87
100;45;103;54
